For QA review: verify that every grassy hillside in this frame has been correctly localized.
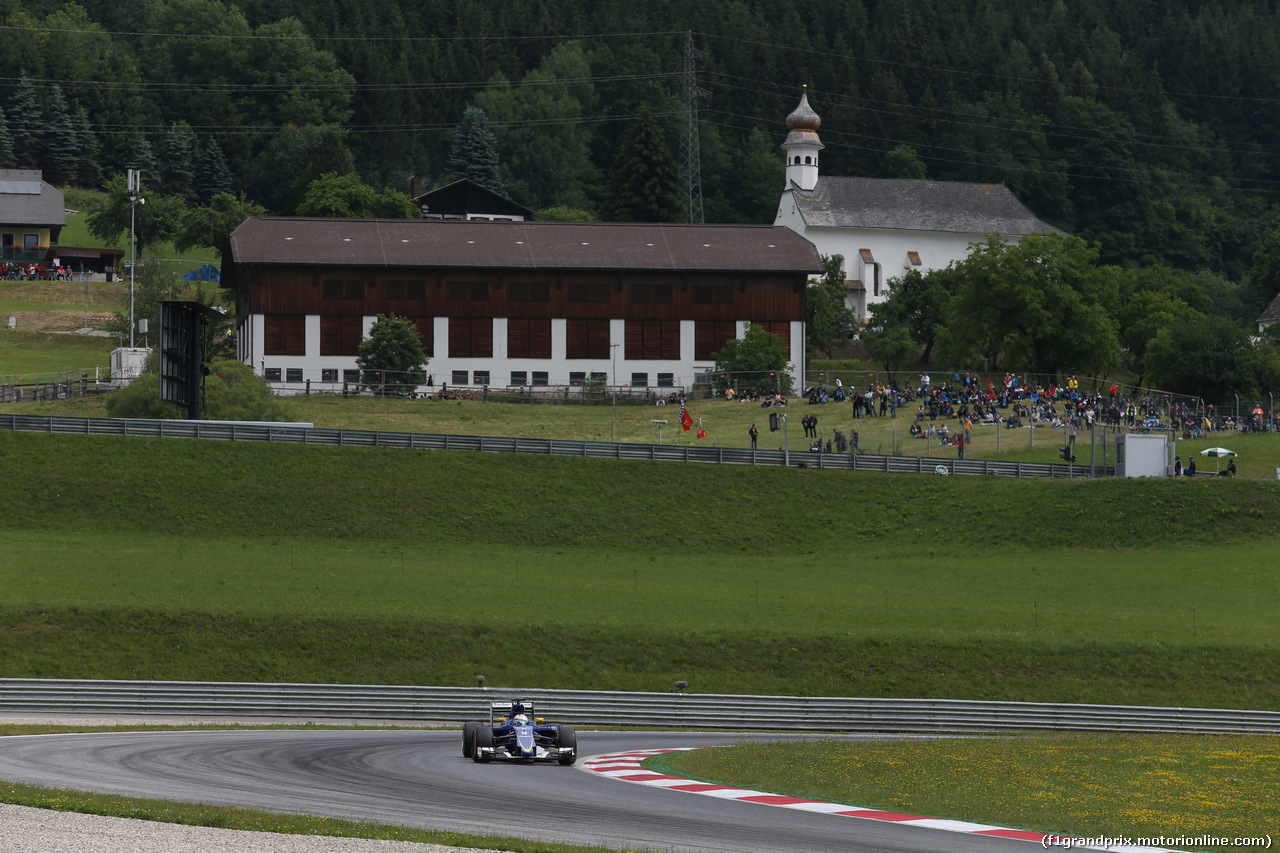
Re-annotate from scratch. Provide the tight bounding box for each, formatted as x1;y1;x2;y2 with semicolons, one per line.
1;429;1278;709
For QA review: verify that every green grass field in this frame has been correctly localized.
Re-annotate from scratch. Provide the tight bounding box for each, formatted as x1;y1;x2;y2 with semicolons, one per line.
652;734;1278;853
1;314;1278;852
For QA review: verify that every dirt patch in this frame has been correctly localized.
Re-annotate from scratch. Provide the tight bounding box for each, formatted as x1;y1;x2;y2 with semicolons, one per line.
9;311;114;333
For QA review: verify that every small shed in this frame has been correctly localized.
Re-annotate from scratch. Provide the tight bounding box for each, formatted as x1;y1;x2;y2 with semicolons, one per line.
1114;433;1173;478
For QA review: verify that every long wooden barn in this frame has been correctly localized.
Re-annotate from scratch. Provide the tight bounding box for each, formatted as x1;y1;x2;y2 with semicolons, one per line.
220;218;822;393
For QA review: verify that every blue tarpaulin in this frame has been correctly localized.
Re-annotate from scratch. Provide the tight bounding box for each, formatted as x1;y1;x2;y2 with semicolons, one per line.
181;264;220;282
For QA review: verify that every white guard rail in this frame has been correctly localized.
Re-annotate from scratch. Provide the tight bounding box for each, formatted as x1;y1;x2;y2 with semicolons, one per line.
1;680;1275;734
0;415;1111;478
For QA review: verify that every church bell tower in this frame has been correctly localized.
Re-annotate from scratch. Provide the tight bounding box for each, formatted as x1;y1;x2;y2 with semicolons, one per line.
782;87;823;191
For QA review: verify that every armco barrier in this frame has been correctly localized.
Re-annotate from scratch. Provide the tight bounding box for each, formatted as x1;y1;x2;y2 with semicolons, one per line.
1;680;1275;734
0;415;1112;478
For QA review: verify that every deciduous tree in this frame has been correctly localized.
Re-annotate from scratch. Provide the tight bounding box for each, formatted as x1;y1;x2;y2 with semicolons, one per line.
712;323;794;395
356;314;429;396
806;255;857;357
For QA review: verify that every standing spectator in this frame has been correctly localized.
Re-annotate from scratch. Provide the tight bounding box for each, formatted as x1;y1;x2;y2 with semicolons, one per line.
749;424;758;449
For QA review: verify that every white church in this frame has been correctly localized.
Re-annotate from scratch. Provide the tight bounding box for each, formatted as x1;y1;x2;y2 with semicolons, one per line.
774;90;1061;322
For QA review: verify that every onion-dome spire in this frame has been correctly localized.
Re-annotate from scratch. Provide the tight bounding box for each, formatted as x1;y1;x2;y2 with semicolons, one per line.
786;86;822;133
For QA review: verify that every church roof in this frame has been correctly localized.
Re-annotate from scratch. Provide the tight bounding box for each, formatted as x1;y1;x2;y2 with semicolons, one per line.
789;175;1062;237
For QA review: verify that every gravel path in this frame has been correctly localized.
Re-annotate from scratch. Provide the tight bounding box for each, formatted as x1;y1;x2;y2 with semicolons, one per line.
0;715;517;853
0;803;508;853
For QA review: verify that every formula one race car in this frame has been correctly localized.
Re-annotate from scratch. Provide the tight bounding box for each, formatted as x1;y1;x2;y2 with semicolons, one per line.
461;699;577;765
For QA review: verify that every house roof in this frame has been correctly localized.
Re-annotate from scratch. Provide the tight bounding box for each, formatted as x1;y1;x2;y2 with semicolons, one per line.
0;169;66;229
225;218;823;276
1258;291;1280;328
789;176;1061;236
413;178;533;219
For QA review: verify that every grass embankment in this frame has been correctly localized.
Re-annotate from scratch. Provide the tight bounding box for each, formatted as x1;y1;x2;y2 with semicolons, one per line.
651;734;1279;853
2;429;1279;708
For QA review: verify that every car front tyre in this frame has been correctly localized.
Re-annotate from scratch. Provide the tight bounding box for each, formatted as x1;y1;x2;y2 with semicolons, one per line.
557;725;577;765
473;726;494;763
462;721;479;758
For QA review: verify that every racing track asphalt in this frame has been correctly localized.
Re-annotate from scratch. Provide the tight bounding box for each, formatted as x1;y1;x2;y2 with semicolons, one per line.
0;728;1037;853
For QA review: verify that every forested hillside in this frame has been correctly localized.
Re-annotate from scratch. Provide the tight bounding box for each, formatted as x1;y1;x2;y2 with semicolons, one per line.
4;0;1280;315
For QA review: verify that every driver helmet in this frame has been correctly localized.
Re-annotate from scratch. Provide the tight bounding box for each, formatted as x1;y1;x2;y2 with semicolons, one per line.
513;714;529;725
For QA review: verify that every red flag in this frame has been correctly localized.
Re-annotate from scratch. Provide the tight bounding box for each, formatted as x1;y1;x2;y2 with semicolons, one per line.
696;427;707;439
681;406;693;431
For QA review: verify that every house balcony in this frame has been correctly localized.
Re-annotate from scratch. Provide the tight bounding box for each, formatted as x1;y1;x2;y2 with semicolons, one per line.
2;247;48;262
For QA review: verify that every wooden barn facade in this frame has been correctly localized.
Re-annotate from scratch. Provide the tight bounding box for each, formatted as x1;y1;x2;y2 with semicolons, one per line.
221;218;822;392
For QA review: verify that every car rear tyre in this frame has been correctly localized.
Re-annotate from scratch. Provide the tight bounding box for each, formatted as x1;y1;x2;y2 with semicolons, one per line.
473;725;494;763
462;721;479;757
557;725;577;765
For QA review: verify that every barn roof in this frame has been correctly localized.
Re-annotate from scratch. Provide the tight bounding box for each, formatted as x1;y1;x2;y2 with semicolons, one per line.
790;176;1061;236
224;218;822;281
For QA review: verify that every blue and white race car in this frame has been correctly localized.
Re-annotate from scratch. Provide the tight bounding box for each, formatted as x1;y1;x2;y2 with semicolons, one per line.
462;699;577;765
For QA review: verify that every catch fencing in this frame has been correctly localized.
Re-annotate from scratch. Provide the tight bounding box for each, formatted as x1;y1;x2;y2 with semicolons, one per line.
0;414;1111;478
0;679;1274;734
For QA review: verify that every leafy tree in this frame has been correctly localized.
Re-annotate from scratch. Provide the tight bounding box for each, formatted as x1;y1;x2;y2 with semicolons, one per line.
870;266;955;363
536;206;595;221
43;85;79;186
296;173;419;218
806;255;857;357
106;353;290;421
1244;215;1280;318
445;106;507;196
356;314;429;396
245;124;348;214
7;73;41;169
290;127;356;204
475;42;600;211
1113;267;1204;386
601;105;682;223
935;234;1119;378
884;144;927;179
175;193;266;253
862;326;919;382
1144;315;1259;401
712;323;794;396
87;173;185;260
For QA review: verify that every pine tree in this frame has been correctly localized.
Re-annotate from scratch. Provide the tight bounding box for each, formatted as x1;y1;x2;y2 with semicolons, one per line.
601;105;682;223
159;123;197;200
127;132;159;184
7;73;43;169
72;107;102;188
0;106;14;169
445;106;507;196
193;136;234;203
44;85;80;186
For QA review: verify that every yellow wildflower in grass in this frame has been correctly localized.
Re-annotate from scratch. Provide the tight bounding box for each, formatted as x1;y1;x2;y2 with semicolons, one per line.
665;733;1279;853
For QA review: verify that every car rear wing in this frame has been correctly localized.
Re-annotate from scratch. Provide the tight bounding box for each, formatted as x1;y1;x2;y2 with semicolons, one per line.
489;699;536;723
